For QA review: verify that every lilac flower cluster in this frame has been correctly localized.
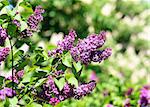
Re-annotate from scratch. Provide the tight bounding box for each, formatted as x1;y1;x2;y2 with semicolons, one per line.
40;75;96;105
74;81;96;99
27;6;45;31
48;30;76;57
0;87;16;100
44;76;59;95
48;30;112;65
7;69;24;84
0;26;8;46
20;6;44;37
57;30;76;50
0;47;10;65
70;31;111;64
12;19;21;27
138;86;150;107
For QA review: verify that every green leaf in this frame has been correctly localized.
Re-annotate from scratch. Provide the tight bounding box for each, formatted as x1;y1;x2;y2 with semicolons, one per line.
33;71;47;77
34;78;47;88
27;102;42;107
0;19;3;24
14;50;24;59
20;21;28;31
7;23;17;37
1;0;9;6
62;52;72;67
73;61;82;72
0;6;8;15
9;97;18;107
43;104;53;107
19;1;33;19
22;72;33;83
4;98;10;107
0;76;4;88
54;78;65;91
68;77;78;88
14;14;22;21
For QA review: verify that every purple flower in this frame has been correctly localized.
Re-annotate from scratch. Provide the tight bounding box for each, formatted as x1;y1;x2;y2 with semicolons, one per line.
16;70;24;78
48;48;63;57
7;75;19;84
27;6;44;31
0;26;7;46
0;47;10;64
6;69;24;84
34;6;45;14
89;71;98;82
138;85;150;106
12;19;21;27
21;29;33;37
4;87;16;97
124;98;131;107
0;87;16;100
91;48;112;62
74;81;96;99
45;76;59;95
0;90;5;100
70;31;111;64
57;29;76;51
53;70;64;77
125;88;133;96
49;97;60;106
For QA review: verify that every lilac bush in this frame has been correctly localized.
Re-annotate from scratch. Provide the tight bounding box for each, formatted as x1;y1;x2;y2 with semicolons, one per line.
0;1;149;106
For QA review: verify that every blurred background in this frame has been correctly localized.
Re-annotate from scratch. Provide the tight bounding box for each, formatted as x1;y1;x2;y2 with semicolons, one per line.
2;0;150;106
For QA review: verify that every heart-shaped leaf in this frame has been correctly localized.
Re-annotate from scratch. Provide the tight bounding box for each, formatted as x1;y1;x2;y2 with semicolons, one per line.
54;78;65;91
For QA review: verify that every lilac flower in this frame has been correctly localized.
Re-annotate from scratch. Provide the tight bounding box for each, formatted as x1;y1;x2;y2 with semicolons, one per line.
45;76;59;95
125;88;133;96
0;90;5;100
91;48;112;63
70;31;111;64
21;29;33;37
7;69;24;84
89;71;99;82
34;6;45;14
53;70;64;77
49;97;60;106
16;70;24;78
48;48;63;57
7;75;19;84
62;83;74;99
63;83;71;95
0;47;10;64
0;26;7;46
57;29;76;50
12;19;21;27
106;104;114;107
139;86;150;107
27;6;45;31
0;87;16;100
4;87;16;97
74;81;96;99
124;98;131;107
